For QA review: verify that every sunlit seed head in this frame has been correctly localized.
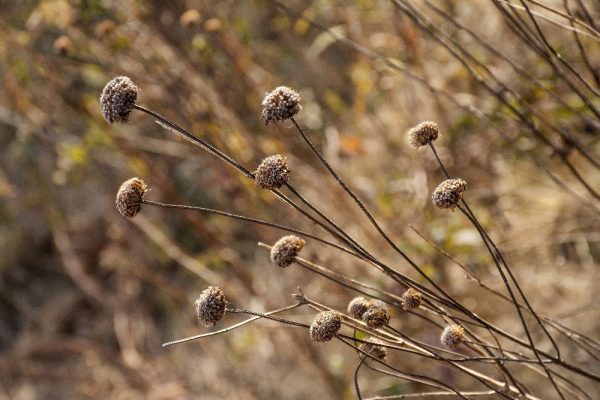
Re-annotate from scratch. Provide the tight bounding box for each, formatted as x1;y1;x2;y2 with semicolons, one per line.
115;177;148;218
100;76;138;124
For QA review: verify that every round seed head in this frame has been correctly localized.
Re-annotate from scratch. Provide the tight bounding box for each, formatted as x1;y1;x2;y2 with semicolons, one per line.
432;178;467;210
362;300;391;329
347;297;370;319
309;311;341;342
441;325;465;348
195;286;228;327
254;155;290;189
100;76;138;124
116;178;148;218
408;121;439;148
261;86;302;125
359;338;388;360
401;288;422;310
270;235;305;268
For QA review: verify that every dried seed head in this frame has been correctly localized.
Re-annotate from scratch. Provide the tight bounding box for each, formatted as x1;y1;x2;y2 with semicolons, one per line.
270;235;305;268
362;300;391;329
401;288;422;310
432;178;467;210
408;121;438;148
359;338;388;360
261;86;302;125
195;286;228;327
100;76;138;124
116;178;148;218
254;155;290;189
347;296;370;319
441;325;465;348
309;311;341;342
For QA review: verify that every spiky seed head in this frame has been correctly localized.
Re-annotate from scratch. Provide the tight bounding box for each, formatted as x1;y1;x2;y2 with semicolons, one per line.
359;338;388;360
408;121;439;148
441;325;465;348
362;300;391;329
100;76;138;124
309;311;341;342
195;286;228;327
432;178;467;210
116;178;148;218
270;235;305;268
347;296;370;319
254;155;290;189
401;288;422;310
261;86;302;125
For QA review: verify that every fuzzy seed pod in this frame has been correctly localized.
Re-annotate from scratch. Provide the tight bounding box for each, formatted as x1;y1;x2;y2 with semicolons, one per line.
261;86;302;124
362;300;391;329
359;338;388;360
347;296;370;320
270;235;305;268
116;178;148;218
401;288;422;310
408;121;438;148
441;325;465;348
432;178;467;210
309;311;341;342
195;286;228;327
254;155;290;189
100;76;138;124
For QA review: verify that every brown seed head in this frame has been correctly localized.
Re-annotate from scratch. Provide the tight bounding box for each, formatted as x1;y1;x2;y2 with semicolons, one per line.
347;296;370;319
261;86;302;125
254;155;290;189
441;325;465;348
432;178;467;210
408;121;439;148
401;288;422;310
116;178;148;218
270;235;305;268
100;76;138;124
362;300;391;329
195;286;228;327
309;311;341;342
359;338;388;360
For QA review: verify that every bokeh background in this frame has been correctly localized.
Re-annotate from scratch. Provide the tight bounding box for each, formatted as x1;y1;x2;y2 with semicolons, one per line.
1;1;599;399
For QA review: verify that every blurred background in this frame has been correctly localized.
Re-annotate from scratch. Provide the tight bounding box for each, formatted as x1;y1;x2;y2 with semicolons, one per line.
0;1;599;399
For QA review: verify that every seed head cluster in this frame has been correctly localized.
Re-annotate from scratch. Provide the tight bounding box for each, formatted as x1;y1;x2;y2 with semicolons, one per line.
408;121;439;148
432;178;467;210
116;177;148;218
195;286;228;327
441;325;465;348
401;288;422;310
309;311;341;342
100;76;138;124
261;86;302;124
270;235;305;268
254;155;290;189
347;296;370;319
362;299;391;329
359;338;388;360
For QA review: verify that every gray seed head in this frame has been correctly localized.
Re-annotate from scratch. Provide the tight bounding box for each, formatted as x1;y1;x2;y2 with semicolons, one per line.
254;155;290;189
347;297;370;319
441;325;465;348
261;86;302;125
100;76;138;124
432;178;467;210
359;338;388;360
362;300;391;329
408;121;439;148
309;311;341;342
401;288;422;310
270;235;305;268
195;286;228;327
116;177;148;218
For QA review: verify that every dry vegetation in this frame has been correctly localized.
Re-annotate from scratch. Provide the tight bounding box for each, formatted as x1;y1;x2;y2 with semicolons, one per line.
0;1;599;399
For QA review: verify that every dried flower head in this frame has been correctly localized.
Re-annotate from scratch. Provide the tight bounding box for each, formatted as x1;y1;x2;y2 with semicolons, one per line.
100;76;138;124
432;178;467;210
261;86;302;124
347;296;370;319
408;121;438;148
270;235;305;268
195;286;228;327
359;338;388;360
401;288;422;310
254;155;290;189
441;325;465;348
116;178;148;218
362;300;391;329
309;311;341;342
